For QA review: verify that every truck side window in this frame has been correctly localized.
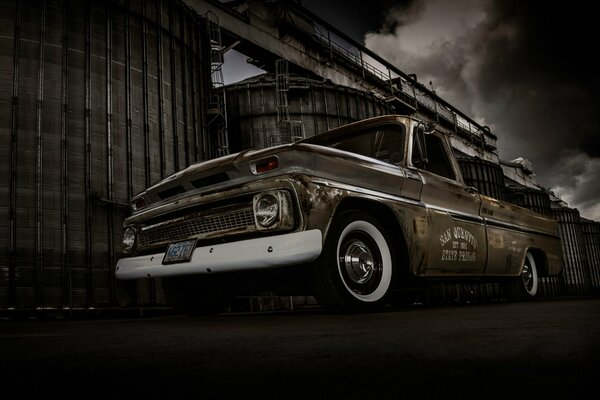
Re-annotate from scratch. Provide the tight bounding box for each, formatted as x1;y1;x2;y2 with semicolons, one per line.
373;128;405;164
425;135;455;180
412;134;456;180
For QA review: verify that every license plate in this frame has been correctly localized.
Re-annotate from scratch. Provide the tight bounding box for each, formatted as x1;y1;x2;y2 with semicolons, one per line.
162;239;197;264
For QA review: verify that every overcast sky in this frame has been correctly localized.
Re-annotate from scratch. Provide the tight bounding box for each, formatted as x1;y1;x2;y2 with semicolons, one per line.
223;0;600;221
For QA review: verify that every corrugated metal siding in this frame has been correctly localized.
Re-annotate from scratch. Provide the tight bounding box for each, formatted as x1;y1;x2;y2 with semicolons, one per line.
0;0;211;311
547;207;592;297
507;187;553;217
582;219;600;295
457;156;508;201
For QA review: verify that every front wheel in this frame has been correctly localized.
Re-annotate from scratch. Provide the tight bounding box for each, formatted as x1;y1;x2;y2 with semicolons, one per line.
310;210;395;313
504;251;539;301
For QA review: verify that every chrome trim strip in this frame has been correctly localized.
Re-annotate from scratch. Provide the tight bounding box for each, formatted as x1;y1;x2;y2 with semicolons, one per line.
484;218;560;240
426;204;484;224
309;178;424;208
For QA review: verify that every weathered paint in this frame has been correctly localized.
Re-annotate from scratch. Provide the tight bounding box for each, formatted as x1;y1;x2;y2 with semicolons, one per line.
118;115;563;289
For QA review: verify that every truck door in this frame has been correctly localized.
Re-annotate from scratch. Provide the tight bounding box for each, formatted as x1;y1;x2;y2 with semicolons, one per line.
411;129;487;275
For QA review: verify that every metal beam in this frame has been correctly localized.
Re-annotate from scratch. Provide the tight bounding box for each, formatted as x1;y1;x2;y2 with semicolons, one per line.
183;0;497;148
183;1;366;90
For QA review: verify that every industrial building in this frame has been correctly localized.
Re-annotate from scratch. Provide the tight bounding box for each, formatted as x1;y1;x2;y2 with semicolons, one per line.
1;0;598;315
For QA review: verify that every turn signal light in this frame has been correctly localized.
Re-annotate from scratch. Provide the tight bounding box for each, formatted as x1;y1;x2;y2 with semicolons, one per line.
132;197;146;211
251;156;279;175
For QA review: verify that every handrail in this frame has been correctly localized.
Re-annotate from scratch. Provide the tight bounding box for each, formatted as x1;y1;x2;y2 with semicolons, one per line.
294;4;496;145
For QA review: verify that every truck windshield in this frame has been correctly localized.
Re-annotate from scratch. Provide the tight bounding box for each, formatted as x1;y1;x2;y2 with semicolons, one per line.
307;125;406;164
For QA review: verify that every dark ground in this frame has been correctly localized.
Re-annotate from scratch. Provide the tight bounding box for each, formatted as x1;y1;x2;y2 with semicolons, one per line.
1;299;599;399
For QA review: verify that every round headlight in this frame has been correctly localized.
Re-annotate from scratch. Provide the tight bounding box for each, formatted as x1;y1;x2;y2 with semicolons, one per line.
123;227;136;252
254;194;280;228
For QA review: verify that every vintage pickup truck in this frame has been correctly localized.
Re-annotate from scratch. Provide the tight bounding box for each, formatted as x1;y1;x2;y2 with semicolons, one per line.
115;115;563;313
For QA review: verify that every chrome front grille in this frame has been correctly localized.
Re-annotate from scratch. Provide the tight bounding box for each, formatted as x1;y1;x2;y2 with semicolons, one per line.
140;207;256;247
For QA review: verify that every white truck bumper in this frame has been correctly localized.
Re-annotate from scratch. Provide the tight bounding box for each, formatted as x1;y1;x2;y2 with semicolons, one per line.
115;229;323;280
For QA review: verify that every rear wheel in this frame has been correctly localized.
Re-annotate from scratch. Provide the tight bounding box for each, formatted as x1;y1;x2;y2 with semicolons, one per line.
310;210;395;312
161;275;233;315
505;251;539;301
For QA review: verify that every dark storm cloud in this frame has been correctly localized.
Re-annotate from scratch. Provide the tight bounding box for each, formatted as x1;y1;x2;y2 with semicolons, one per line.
549;151;600;222
301;0;415;41
224;0;599;219
474;1;600;158
463;0;600;221
362;0;600;220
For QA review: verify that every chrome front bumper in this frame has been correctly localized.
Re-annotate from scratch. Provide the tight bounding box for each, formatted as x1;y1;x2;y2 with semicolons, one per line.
115;230;323;280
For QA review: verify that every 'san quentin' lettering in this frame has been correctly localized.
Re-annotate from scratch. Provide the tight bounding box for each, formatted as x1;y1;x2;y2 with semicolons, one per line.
452;226;478;250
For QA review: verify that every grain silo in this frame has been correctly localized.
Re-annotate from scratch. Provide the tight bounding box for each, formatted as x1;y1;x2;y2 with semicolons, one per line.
0;0;212;312
224;73;392;151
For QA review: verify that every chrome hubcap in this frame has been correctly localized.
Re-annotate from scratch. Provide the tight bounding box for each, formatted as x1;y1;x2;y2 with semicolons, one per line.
338;232;383;296
342;240;375;285
522;261;534;292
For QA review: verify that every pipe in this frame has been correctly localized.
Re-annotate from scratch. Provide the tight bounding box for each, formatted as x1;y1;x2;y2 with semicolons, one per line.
35;0;47;308
189;17;200;162
125;0;133;199
61;0;71;311
157;0;166;179
309;85;317;133
106;0;116;305
106;0;113;204
179;9;190;167
169;0;180;171
142;0;151;188
322;84;330;131
84;0;93;308
9;0;22;309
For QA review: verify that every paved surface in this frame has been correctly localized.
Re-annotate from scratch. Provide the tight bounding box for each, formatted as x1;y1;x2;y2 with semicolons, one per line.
1;299;599;399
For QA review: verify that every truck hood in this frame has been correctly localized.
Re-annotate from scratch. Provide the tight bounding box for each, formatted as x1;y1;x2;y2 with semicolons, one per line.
129;142;418;217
